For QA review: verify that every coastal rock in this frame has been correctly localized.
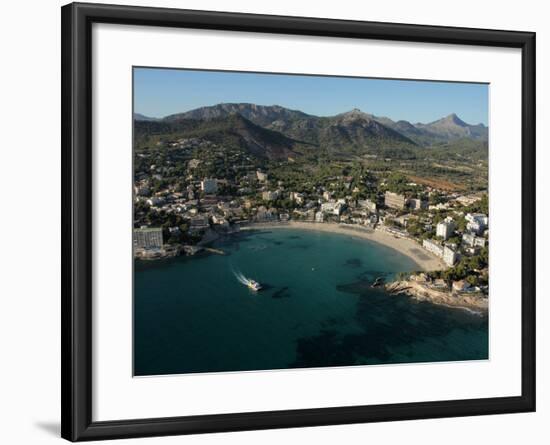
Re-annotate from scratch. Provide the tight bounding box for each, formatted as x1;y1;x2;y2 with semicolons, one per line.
182;245;202;256
386;280;488;312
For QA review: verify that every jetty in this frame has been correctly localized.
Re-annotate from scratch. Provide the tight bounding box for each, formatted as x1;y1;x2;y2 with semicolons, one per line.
203;247;226;255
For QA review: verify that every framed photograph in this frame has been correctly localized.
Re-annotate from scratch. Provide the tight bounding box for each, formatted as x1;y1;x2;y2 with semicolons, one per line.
61;2;536;441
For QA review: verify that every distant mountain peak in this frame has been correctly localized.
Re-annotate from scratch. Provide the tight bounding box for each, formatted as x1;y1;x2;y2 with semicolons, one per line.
440;113;467;126
336;108;375;123
340;108;366;116
410;112;488;143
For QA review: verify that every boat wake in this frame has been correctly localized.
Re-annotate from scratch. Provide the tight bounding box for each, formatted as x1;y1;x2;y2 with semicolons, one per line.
233;269;250;286
232;268;262;291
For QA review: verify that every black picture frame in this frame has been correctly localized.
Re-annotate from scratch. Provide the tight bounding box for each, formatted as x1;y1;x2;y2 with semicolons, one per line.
61;2;536;441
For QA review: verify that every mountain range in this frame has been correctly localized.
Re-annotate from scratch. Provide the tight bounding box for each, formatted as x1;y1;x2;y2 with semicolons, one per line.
134;103;488;160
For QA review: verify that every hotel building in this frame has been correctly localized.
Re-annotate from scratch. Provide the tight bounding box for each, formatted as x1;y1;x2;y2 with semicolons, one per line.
385;191;407;210
133;227;163;250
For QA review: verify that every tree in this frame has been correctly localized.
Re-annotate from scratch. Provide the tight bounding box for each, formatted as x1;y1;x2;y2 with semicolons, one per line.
429;191;446;205
468;256;483;271
447;235;461;245
455;215;467;232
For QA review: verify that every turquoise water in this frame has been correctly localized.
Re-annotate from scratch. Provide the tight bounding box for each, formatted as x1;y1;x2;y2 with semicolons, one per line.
134;228;488;376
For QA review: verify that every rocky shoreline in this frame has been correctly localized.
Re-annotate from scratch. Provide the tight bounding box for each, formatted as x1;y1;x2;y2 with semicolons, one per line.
386;280;488;313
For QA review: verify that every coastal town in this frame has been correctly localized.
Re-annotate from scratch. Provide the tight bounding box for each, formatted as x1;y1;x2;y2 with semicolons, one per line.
133;136;489;311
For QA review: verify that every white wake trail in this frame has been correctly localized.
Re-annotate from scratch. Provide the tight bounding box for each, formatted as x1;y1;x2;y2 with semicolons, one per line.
232;268;249;285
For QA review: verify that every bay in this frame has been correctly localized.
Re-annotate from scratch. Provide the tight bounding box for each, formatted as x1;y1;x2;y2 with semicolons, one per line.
134;228;488;376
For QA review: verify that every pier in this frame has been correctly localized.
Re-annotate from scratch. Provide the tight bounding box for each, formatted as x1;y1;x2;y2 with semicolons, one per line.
203;247;226;255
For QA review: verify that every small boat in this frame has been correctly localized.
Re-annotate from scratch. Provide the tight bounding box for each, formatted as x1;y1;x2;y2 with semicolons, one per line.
245;278;263;291
233;269;263;291
371;276;385;288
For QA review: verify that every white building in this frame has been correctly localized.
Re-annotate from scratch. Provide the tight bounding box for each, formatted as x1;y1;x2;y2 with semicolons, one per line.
409;198;428;211
466;213;488;224
423;239;457;266
200;178;218;194
423;238;444;257
443;246;457;266
289;192;304;205
211;215;229;227
315;211;324;223
255;207;277;222
429;202;450;211
436;217;456;240
456;194;482;206
385;191;407;210
358;199;377;212
462;232;487;248
466;213;488;235
321;202;344;216
256;170;268;182
262;190;279;201
188;159;201;169
133;227;163;250
452;280;471;292
146;196;164;206
474;237;487;247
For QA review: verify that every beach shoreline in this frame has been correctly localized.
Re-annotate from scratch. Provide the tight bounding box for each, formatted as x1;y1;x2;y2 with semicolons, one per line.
240;221;446;272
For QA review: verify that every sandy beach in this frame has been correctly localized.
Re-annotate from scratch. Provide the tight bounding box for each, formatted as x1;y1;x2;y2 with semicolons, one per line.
241;221;446;272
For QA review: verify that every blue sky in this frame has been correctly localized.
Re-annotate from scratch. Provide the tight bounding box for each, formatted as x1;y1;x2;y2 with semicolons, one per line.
134;68;488;125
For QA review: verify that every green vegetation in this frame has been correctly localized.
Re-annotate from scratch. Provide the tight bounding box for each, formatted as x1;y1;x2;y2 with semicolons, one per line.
428;247;488;286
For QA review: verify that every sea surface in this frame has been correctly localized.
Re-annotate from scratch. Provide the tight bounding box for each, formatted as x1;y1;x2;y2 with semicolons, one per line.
134;228;488;376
